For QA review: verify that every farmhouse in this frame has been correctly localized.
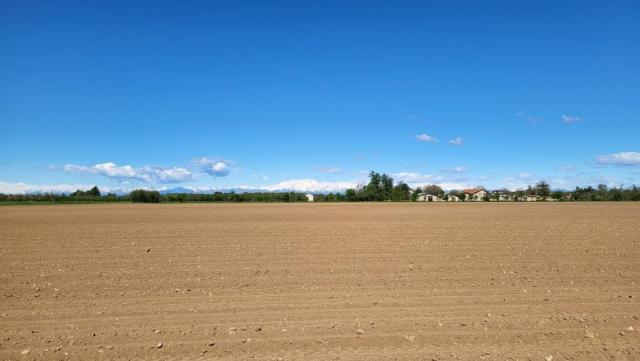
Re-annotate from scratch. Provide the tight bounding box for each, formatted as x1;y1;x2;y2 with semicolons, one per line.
417;193;442;202
444;193;461;202
521;194;540;202
492;189;515;202
463;188;488;201
305;194;314;202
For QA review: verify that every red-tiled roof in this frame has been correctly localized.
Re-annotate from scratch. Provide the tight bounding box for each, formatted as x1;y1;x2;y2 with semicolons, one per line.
463;188;484;195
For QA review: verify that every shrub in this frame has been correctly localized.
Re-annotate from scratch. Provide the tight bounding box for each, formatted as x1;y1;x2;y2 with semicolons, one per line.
129;189;161;203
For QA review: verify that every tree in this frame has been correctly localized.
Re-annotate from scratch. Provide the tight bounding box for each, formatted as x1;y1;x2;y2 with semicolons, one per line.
611;187;623;201
87;186;101;197
364;171;383;200
345;189;357;201
410;187;421;201
551;191;563;201
535;181;551;199
515;190;525;201
392;182;411;201
381;173;394;200
526;185;534;195
168;193;186;203
129;189;161;203
422;184;444;196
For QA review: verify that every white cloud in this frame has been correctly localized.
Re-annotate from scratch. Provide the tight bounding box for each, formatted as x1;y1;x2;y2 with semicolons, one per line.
63;162;193;183
501;173;537;190
193;158;234;177
595;152;640;166
555;165;577;171
390;172;470;191
448;137;464;146
516;111;543;124
561;114;582;123
314;166;341;174
392;172;441;183
443;166;469;174
429;182;471;191
415;133;438;143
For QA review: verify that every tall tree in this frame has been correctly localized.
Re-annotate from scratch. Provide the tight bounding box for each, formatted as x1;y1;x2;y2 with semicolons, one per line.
381;173;394;200
535;181;551;198
88;186;101;197
422;184;444;196
392;182;411;201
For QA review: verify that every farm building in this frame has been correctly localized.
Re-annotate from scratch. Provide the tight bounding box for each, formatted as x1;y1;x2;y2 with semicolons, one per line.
463;188;488;201
305;194;314;202
521;195;540;202
492;189;515;201
444;193;461;202
417;193;442;202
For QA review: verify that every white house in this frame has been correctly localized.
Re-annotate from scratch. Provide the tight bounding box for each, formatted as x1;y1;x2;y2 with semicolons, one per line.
444;193;460;202
463;188;488;201
492;190;515;202
417;193;441;202
521;195;540;202
305;194;314;202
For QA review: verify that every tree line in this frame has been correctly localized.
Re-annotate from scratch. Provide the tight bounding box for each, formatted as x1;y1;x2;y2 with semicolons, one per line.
341;171;412;201
0;188;310;204
1;173;640;204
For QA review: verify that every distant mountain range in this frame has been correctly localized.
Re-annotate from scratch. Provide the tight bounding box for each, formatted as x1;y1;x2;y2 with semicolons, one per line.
9;185;341;196
158;187;344;195
158;186;269;195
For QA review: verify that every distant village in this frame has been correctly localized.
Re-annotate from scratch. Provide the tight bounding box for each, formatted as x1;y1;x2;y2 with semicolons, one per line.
305;171;640;202
413;188;554;202
306;187;557;203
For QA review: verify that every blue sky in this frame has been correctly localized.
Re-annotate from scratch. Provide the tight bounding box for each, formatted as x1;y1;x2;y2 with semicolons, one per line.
1;0;639;193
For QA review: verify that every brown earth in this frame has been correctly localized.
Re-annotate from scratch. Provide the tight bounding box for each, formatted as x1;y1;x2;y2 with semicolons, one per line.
0;203;639;360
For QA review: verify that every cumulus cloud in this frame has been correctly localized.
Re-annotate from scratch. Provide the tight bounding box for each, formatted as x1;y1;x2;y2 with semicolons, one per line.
448;137;464;146
314;166;340;174
415;133;438;143
561;114;582;123
595;152;640;166
193;158;234;177
63;162;192;183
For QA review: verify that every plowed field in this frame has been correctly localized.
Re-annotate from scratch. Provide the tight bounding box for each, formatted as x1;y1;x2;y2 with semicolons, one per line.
1;203;639;360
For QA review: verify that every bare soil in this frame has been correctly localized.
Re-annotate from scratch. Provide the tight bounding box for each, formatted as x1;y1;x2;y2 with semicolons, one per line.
1;203;639;360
